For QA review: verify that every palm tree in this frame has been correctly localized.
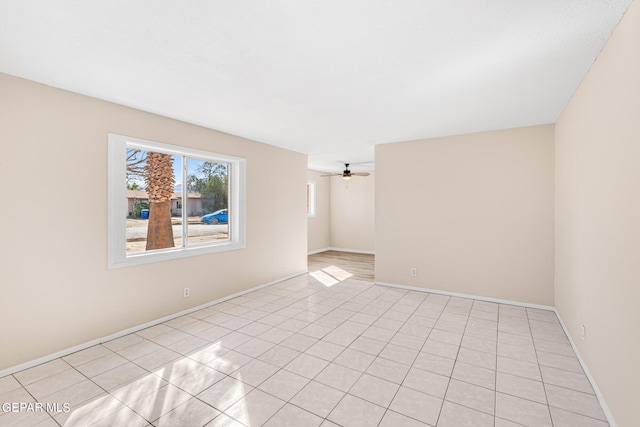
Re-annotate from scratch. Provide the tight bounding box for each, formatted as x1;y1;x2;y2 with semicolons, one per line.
144;152;175;250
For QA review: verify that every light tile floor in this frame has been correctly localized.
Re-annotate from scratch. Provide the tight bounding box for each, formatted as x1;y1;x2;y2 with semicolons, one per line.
0;275;609;426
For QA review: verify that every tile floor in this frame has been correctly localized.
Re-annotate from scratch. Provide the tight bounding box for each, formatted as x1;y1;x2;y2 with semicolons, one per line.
0;275;609;426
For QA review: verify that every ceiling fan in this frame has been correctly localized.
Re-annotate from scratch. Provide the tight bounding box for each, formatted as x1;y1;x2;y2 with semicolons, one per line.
321;164;370;180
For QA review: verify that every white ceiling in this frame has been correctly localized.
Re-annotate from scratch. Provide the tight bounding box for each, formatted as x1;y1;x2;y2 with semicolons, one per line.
0;1;631;173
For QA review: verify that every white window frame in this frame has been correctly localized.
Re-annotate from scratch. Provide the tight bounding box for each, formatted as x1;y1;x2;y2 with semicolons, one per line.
108;134;246;269
307;180;317;218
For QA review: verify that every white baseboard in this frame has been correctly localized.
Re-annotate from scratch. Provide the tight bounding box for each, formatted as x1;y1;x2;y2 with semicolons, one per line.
554;313;618;427
0;271;307;378
374;280;555;311
2;271;617;427
330;247;375;255
308;247;331;255
375;280;617;427
309;247;375;255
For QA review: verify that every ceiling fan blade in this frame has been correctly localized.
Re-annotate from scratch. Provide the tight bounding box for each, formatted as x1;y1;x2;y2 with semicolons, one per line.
352;172;370;176
320;173;340;177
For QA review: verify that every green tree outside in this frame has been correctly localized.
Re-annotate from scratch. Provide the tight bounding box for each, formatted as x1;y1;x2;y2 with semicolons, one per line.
188;162;228;213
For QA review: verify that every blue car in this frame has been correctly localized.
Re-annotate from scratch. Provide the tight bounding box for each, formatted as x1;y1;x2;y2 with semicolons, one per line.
201;209;228;224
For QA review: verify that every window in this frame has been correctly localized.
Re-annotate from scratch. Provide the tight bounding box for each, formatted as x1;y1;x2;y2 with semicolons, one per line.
108;134;246;268
307;181;316;217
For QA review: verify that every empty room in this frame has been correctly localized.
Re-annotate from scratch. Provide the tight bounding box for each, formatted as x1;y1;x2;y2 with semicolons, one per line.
1;1;638;426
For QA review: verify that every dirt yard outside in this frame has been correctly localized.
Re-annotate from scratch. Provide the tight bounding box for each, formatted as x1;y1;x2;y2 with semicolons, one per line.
126;217;229;253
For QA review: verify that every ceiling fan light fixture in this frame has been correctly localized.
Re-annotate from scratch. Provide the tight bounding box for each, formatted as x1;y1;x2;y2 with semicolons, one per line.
342;164;352;180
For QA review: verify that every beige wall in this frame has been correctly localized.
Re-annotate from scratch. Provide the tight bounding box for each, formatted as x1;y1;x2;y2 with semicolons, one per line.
307;170;375;254
555;1;640;425
375;125;555;305
330;172;375;252
307;170;331;253
0;73;307;371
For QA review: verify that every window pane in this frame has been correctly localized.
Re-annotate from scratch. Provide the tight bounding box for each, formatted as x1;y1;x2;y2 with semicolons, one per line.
110;134;246;269
125;148;183;254
307;181;316;217
186;158;229;245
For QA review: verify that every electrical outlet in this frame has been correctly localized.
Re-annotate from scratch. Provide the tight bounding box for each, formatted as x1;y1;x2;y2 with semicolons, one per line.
183;287;190;298
411;268;417;276
581;325;586;340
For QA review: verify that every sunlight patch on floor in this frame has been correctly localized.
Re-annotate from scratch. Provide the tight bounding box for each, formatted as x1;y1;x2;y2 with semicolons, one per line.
61;346;243;426
62;393;128;425
309;265;353;287
322;265;353;280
